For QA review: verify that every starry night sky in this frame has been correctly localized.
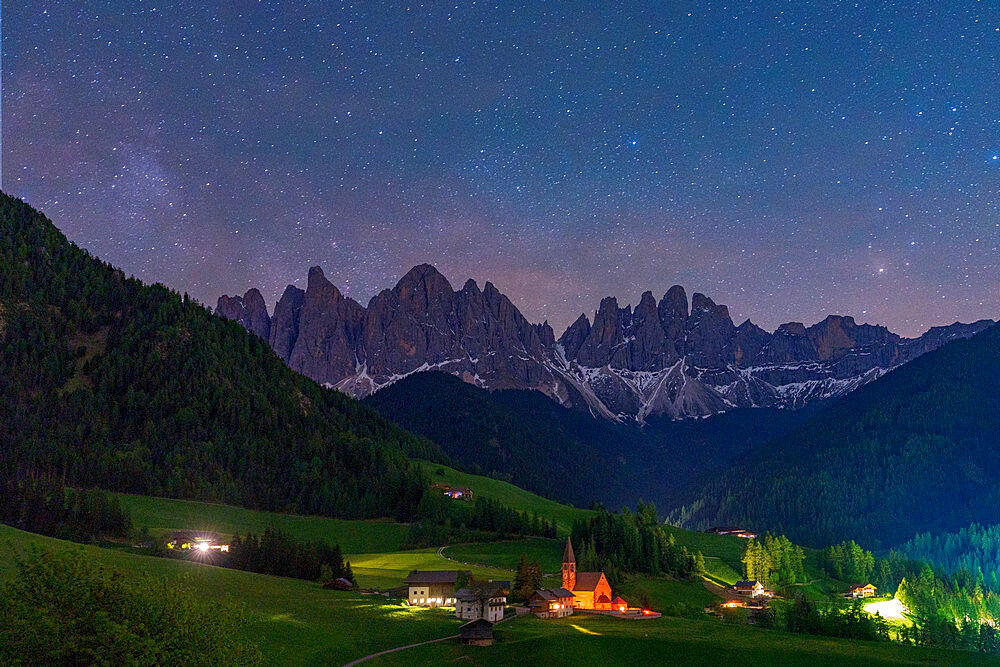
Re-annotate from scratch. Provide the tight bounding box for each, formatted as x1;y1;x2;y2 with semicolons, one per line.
5;2;998;337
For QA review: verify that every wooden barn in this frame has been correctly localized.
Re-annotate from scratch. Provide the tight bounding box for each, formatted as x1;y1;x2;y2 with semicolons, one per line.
459;618;494;646
322;577;355;591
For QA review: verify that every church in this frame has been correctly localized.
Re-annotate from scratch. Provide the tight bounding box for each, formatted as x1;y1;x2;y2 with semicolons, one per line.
561;537;617;610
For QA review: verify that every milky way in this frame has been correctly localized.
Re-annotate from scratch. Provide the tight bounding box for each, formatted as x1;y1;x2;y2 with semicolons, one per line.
4;2;998;336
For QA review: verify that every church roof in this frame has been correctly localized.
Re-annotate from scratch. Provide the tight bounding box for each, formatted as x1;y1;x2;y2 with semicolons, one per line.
563;537;575;564
573;572;605;592
596;594;611;604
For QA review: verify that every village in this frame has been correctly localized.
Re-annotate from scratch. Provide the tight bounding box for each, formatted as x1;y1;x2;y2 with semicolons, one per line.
159;511;885;652
391;531;884;647
396;537;661;646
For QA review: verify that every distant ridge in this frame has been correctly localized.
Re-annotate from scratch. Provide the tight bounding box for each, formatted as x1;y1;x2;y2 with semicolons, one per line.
673;321;1000;549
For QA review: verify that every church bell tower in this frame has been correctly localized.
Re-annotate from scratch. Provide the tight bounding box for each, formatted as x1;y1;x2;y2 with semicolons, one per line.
562;537;576;590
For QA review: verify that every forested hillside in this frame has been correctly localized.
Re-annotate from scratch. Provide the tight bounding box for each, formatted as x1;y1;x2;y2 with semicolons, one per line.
674;322;1000;548
894;524;1000;590
0;193;441;520
366;371;806;510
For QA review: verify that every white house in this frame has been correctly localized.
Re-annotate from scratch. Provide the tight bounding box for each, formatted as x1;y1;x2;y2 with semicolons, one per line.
733;580;766;598
454;582;508;622
403;570;465;607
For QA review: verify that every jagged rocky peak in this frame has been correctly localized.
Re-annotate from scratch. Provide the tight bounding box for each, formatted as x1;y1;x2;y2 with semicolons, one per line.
536;321;556;347
461;277;481;296
684;292;735;368
725;318;770;366
559;313;592;359
269;285;305;360
635;290;658;317
216;288;271;341
777;321;808;336
658;285;688;341
575;296;625;367
216;265;995;422
394;263;455;312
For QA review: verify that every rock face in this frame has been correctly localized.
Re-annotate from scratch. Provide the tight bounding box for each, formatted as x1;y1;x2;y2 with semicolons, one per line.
215;288;271;341
218;265;995;421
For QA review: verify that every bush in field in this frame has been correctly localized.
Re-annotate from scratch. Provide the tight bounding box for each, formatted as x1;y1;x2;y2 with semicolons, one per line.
0;546;262;666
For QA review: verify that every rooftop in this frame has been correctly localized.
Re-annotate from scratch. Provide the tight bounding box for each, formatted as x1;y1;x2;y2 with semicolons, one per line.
403;570;467;585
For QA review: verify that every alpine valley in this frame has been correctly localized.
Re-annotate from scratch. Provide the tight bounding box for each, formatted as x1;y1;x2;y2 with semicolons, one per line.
219;264;993;422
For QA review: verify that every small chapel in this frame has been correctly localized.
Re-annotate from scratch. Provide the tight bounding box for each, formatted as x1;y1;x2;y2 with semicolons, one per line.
561;537;617;610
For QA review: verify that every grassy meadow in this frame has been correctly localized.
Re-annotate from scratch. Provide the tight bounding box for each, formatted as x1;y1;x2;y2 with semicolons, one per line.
0;524;457;666
373;613;995;666
117;493;410;554
350;548;528;590
417;461;594;536
3;495;991;665
442;537;564;573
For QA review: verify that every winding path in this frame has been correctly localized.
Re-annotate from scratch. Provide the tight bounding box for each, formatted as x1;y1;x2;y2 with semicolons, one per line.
342;634;459;666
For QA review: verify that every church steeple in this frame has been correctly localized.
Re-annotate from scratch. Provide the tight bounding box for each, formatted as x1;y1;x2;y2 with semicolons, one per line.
562;537;576;590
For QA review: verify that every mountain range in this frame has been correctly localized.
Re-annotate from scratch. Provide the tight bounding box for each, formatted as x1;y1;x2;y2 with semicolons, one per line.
218;264;993;420
673;320;1000;549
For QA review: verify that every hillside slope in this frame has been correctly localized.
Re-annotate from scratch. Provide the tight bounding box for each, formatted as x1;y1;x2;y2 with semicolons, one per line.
368;371;807;511
674;322;1000;549
0;193;441;520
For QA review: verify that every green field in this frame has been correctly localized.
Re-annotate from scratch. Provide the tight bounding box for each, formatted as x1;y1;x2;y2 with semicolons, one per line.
4;509;992;665
418;462;594;536
442;538;564;574
371;612;994;666
0;524;458;665
616;577;718;617
117;493;410;554
350;548;524;590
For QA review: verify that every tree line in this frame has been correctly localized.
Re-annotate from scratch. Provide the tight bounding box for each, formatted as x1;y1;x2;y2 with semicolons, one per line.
813;538;1000;654
894;523;1000;592
741;534;806;587
404;489;556;546
570;503;705;582
0;475;131;543
224;527;354;584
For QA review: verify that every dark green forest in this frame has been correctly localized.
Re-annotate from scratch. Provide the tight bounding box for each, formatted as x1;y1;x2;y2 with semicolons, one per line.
366;370;806;511
570;503;705;583
673;322;1000;549
894;524;1000;591
404;487;557;546
0;476;132;544
225;527;354;584
0;193;441;521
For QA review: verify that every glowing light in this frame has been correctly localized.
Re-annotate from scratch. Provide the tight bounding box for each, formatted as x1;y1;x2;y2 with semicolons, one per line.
864;598;908;621
197;541;210;552
570;624;602;636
